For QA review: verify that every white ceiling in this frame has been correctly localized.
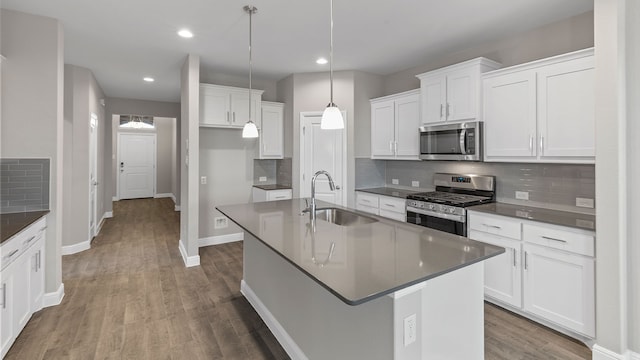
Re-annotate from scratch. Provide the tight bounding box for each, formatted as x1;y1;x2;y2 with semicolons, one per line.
2;0;593;102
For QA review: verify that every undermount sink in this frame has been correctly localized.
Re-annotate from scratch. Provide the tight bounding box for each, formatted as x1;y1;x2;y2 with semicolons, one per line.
314;208;378;227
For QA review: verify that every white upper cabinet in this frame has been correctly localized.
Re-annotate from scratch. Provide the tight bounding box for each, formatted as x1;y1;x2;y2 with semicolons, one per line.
417;58;501;125
199;84;263;128
259;101;284;159
370;89;420;160
482;48;595;163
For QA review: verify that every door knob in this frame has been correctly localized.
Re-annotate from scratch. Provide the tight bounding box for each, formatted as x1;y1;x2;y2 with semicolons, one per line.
335;185;341;190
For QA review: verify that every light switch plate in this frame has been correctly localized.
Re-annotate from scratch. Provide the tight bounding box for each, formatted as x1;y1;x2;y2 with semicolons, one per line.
411;181;419;188
392;179;399;185
515;191;529;200
404;314;417;346
214;216;228;229
576;197;594;208
200;176;207;185
259;176;267;182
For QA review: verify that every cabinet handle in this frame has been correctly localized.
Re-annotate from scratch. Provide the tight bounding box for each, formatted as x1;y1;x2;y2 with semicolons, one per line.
274;196;286;199
524;252;528;270
446;103;450;118
8;249;19;258
227;111;230;123
529;135;533;154
483;224;501;229
39;226;47;232
389;140;393;152
24;235;36;246
542;235;567;243
361;199;371;203
512;248;516;267
37;250;41;271
1;283;5;309
540;136;544;156
394;141;398;154
440;104;444;119
233;112;236;123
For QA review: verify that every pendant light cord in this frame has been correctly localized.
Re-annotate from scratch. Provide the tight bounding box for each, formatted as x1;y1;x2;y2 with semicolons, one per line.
329;0;334;105
248;6;253;122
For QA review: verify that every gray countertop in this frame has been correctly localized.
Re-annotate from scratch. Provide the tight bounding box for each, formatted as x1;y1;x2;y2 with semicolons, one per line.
355;187;422;199
1;210;49;244
252;184;292;191
469;203;596;231
217;199;504;305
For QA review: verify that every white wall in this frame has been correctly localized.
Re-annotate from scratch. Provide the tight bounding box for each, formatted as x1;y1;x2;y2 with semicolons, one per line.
0;9;64;294
199;129;254;238
62;64;105;248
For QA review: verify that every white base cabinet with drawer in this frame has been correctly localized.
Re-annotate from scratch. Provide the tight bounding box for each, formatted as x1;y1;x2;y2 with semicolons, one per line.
355;192;406;222
468;210;595;340
1;217;47;358
252;188;292;203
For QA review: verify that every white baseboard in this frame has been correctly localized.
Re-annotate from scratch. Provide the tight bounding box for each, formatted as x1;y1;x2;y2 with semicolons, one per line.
61;238;91;255
104;211;113;218
199;233;243;247
97;211;113;235
170;193;176;204
241;280;307;360
154;193;173;199
175;205;181;211
593;345;636;360
43;283;65;308
112;196;119;201
178;239;200;267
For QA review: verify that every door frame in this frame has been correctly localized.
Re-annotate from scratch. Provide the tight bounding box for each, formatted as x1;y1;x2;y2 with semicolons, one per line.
298;111;348;206
89;113;98;238
117;132;157;200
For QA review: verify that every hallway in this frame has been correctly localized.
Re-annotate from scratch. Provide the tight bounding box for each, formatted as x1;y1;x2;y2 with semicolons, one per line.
5;198;590;359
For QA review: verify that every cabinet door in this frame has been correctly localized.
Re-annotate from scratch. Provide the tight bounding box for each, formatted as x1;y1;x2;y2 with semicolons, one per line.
483;71;537;159
468;230;522;308
230;90;261;129
394;93;421;159
538;56;595;159
260;103;284;159
1;269;15;358
12;253;31;335
371;100;396;157
200;87;231;126
29;238;45;313
446;67;478;122
523;243;595;337
420;74;447;124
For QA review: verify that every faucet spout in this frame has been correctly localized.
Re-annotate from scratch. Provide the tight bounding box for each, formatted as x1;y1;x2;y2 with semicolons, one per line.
308;170;337;220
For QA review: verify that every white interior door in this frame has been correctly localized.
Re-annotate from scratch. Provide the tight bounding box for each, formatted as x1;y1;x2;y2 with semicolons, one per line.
300;112;346;206
118;133;156;200
89;113;98;237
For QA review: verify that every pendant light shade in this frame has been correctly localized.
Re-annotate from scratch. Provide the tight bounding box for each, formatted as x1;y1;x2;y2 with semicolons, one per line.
242;5;259;139
320;0;344;130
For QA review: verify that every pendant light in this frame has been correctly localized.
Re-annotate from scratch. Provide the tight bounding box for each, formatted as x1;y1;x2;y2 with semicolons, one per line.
242;5;259;138
320;0;344;130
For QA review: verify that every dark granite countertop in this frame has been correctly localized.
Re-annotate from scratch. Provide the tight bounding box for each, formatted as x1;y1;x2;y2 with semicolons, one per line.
355;187;423;199
252;184;292;191
1;210;49;244
468;203;595;231
218;199;504;305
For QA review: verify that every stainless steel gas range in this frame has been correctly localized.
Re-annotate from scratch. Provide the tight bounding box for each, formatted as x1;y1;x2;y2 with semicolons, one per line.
406;173;496;236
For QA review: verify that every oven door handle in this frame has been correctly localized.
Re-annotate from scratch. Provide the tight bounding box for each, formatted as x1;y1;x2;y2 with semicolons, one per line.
407;207;466;223
459;129;467;155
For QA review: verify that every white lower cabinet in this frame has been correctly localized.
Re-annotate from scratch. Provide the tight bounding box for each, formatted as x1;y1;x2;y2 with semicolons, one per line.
355;191;406;221
468;210;595;340
252;187;292;203
0;217;47;358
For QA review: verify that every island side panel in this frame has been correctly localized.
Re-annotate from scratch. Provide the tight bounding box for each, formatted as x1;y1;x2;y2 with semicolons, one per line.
242;232;394;360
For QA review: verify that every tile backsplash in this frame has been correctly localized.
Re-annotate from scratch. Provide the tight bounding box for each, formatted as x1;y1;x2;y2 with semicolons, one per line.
0;158;50;214
355;158;386;189
252;157;292;187
276;158;292;187
384;161;595;213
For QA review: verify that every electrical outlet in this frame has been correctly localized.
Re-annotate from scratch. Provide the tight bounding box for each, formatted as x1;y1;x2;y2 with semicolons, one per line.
411;181;419;188
214;216;228;229
515;191;529;200
200;176;207;185
392;179;399;185
576;197;594;208
259;176;267;182
403;314;417;346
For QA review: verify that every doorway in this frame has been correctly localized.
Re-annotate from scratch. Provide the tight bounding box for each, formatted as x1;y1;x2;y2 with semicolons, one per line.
117;133;157;200
299;111;347;206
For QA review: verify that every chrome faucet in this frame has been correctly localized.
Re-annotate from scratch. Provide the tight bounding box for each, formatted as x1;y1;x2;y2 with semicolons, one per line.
306;170;336;220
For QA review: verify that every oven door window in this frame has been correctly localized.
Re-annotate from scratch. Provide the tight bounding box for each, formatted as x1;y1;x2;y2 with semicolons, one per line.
407;211;466;236
420;129;463;155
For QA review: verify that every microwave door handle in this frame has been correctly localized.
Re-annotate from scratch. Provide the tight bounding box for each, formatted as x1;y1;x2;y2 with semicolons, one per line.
459;129;467;155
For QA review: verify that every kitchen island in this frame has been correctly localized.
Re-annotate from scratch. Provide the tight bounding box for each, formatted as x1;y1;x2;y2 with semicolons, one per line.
217;199;503;360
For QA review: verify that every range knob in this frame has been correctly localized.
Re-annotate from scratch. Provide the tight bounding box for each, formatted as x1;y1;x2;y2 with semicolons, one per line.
447;207;456;214
428;204;436;210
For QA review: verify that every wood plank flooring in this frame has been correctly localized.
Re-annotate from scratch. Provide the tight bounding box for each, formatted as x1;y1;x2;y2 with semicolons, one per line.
5;198;591;359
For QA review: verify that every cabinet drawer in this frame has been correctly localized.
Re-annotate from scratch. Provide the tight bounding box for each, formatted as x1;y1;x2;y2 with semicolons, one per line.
356;193;379;208
266;189;292;201
379;209;405;222
468;212;522;240
378;195;406;214
1;218;46;270
523;223;594;257
356;203;379;216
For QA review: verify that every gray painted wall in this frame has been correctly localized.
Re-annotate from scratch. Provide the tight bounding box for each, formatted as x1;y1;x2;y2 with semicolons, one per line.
199;129;255;238
200;68;278;102
104;97;181;211
63;64;105;247
1;9;64;293
382;11;594;96
353;71;384;158
276;74;294;158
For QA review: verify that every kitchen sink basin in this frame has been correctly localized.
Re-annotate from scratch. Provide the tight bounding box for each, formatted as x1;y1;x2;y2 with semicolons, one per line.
314;208;378;227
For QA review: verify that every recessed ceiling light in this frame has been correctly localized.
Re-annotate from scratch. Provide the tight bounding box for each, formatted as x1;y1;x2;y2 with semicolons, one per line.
178;29;194;38
143;77;155;82
316;58;328;65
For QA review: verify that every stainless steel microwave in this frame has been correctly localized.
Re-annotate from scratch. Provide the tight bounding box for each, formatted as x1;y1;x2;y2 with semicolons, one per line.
419;122;483;161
